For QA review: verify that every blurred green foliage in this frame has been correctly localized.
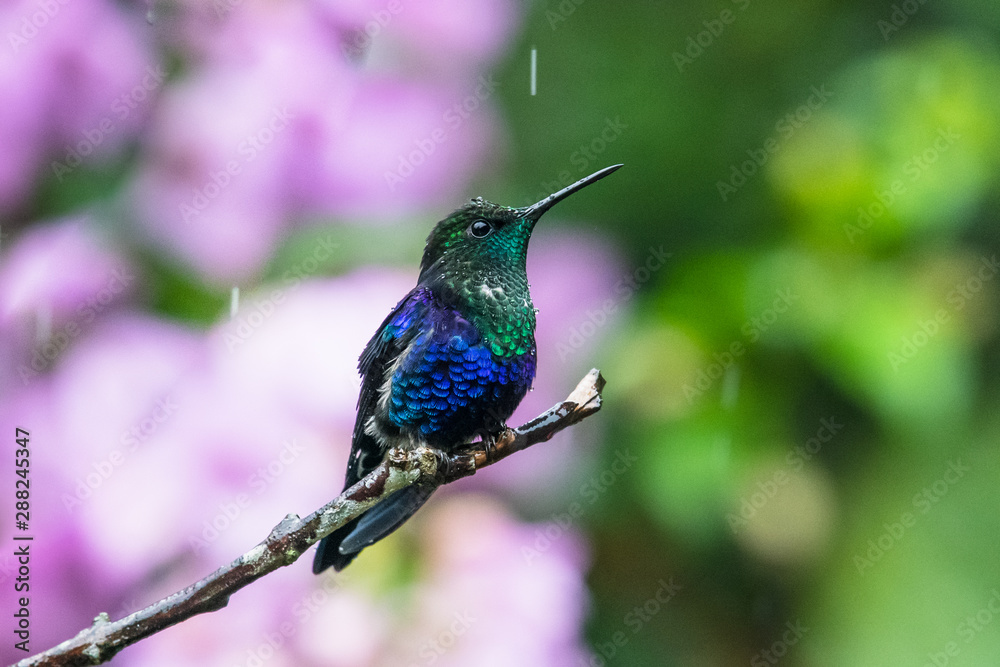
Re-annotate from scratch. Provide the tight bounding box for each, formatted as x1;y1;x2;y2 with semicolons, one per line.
490;1;1000;665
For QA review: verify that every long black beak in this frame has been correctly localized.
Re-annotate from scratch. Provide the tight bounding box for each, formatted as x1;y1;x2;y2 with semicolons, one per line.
520;164;623;222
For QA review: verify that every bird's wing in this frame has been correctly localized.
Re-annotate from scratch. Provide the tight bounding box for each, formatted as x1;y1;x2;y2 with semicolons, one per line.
345;286;432;485
314;287;434;574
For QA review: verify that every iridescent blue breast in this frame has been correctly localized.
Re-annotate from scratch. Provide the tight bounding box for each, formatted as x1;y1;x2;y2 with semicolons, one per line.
385;308;536;447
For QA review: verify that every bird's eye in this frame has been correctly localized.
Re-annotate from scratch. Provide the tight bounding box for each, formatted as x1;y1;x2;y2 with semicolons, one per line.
469;220;493;238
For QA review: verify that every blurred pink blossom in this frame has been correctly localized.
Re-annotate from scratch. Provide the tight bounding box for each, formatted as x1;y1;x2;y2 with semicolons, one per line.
0;272;406;663
0;2;621;663
0;216;135;393
380;0;520;75
382;495;592;666
0;0;154;209
130;0;516;284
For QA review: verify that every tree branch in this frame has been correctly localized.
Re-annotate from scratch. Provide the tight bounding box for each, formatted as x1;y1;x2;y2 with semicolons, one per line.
16;369;606;667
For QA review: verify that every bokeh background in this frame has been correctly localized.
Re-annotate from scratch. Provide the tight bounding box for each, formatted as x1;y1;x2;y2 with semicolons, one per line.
2;0;1000;665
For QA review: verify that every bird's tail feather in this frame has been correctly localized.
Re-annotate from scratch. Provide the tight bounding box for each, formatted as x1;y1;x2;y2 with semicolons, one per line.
312;484;436;573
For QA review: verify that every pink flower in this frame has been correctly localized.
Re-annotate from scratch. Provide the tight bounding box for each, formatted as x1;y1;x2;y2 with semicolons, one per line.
379;0;521;75
131;0;515;283
0;0;153;208
0;216;135;393
0;271;417;658
302;75;500;219
382;494;592;666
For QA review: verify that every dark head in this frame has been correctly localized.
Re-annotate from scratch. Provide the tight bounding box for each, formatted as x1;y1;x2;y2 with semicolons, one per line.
417;164;623;286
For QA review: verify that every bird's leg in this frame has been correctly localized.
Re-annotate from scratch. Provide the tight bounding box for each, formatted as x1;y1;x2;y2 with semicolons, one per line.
475;406;511;461
480;426;507;461
431;446;453;479
454;425;502;460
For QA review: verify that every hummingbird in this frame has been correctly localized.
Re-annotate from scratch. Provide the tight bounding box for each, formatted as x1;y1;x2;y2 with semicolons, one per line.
313;164;623;573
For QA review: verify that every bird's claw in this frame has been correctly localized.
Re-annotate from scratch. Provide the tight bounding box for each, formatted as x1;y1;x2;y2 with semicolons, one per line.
432;447;453;478
481;426;507;460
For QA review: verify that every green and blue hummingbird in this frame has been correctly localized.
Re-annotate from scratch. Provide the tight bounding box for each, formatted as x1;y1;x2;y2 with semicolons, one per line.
313;164;623;573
